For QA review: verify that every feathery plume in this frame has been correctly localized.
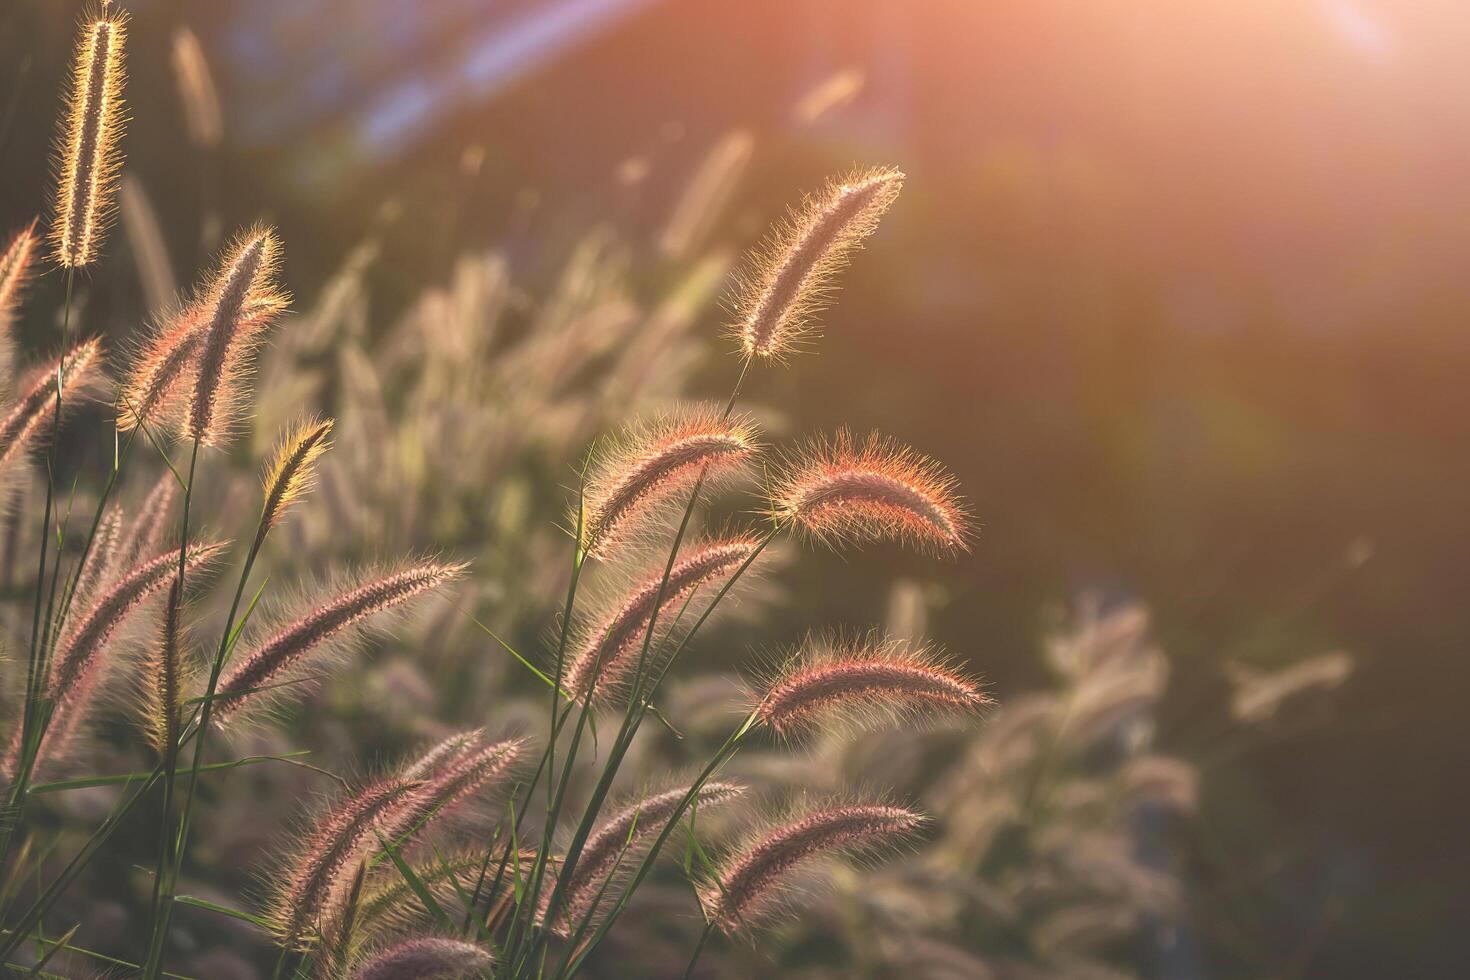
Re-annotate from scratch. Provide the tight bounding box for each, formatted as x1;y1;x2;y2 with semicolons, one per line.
700;802;925;933
732;167;902;360
117;306;206;431
349;937;493;980
546;781;744;934
0;221;39;331
5;542;224;774
51;7;128;268
257;417;332;543
0;339;104;474
565;535;760;701
580;408;758;559
381;734;524;849
213;561;466;722
772;430;970;553
752;634;989;737
269;776;423;947
140;580;189;755
183;227;289;445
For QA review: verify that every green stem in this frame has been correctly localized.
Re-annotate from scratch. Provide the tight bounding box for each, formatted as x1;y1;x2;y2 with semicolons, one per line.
680;920;716;980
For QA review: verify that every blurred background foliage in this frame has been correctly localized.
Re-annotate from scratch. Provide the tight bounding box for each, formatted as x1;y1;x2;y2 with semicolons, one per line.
0;0;1464;976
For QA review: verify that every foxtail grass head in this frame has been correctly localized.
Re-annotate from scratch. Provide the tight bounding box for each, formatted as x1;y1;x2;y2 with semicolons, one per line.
184;226;289;446
699;799;925;934
751;633;989;738
565;533;762;703
51;6;128;269
0;339;105;475
579;407;759;559
545;780;745;935
772;430;971;554
0;220;39;331
348;937;494;980
212;560;466;724
732;167;902;361
258;416;333;540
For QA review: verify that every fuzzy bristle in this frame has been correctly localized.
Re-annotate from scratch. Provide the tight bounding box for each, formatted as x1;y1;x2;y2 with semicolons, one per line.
753;633;989;737
270;776;424;947
182;227;290;446
580;408;759;559
118;306;205;431
213;561;466;722
381;733;524;850
3;542;224;776
772;430;971;553
51;8;128;268
0;220;39;331
140;579;190;755
0;339;105;475
348;937;494;980
699;801;925;933
545;780;744;935
732;168;903;361
258;416;333;539
564;535;761;702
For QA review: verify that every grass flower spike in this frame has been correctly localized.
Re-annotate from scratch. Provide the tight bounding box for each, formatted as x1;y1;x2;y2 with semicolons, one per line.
6;542;225;774
733;167;902;360
257;416;333;541
699;801;925;933
212;561;466;722
349;937;494;980
184;227;289;445
581;408;758;558
140;580;189;755
0;339;104;474
268;776;424;947
773;430;971;553
753;633;989;737
565;534;761;701
0;220;39;331
546;781;744;934
52;6;128;268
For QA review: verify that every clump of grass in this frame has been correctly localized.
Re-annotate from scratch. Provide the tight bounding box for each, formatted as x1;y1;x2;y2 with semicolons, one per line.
0;10;997;978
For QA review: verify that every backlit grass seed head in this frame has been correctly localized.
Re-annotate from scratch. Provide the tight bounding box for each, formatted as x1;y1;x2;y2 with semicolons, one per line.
67;505;122;612
565;534;762;702
580;408;759;559
268;776;424;948
349;937;494;980
212;561;466;723
699;801;925;934
52;7;128;268
383;734;525;848
546;780;745;935
118;305;206;431
140;578;191;755
5;542;224;775
185;227;290;445
772;430;971;554
0;339;104;475
259;416;333;539
0;220;39;331
732;167;903;361
752;633;990;737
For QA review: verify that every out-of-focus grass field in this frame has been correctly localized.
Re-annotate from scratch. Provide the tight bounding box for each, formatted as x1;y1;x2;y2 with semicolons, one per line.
1;1;1465;977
